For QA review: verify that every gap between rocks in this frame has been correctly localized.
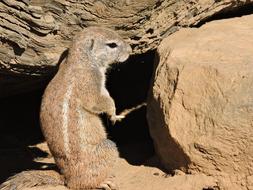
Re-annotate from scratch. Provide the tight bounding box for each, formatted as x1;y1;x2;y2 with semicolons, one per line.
106;50;155;165
194;3;253;27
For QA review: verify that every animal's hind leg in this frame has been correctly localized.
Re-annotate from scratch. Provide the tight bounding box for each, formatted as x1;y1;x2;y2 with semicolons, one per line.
65;139;119;190
92;139;119;190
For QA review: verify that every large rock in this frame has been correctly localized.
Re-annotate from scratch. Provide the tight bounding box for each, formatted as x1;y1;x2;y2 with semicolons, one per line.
147;14;253;189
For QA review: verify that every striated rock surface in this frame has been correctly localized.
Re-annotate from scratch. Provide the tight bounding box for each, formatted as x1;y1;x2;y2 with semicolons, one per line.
147;14;253;189
0;0;253;96
1;0;253;76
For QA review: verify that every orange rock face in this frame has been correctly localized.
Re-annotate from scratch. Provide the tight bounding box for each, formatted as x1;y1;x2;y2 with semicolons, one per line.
148;14;253;189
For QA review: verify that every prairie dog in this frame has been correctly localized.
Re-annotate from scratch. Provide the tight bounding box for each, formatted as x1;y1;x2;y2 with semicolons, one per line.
0;27;131;190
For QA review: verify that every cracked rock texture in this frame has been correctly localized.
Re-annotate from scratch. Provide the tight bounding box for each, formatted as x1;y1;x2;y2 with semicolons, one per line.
147;14;253;189
0;0;252;76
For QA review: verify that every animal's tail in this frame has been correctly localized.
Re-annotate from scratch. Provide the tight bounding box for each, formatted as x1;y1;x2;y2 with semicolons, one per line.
0;170;64;190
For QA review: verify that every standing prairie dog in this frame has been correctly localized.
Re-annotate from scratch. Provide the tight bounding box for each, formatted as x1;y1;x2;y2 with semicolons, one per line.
0;27;131;190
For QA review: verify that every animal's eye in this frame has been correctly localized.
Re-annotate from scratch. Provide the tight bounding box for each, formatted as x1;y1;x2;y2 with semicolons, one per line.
106;42;118;48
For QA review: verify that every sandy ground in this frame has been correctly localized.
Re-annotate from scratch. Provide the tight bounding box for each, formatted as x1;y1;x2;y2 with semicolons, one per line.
0;141;217;190
22;156;172;190
24;142;173;190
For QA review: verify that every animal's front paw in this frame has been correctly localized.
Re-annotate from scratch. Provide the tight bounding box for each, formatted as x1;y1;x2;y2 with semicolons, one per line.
110;115;125;125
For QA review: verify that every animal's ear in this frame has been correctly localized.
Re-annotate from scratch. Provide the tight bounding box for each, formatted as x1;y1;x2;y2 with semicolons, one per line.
88;39;94;51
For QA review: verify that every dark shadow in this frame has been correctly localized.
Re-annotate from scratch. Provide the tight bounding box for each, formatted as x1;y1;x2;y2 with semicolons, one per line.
0;48;67;181
195;3;253;27
0;90;55;183
105;50;156;165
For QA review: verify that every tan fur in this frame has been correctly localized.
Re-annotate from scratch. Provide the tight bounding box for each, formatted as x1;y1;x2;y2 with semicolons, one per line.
0;27;131;190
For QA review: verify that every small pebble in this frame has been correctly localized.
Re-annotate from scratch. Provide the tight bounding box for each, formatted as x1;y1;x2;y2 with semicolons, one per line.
153;172;159;176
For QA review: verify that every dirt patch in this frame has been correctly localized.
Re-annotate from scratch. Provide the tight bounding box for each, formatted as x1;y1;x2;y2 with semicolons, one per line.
1;141;217;190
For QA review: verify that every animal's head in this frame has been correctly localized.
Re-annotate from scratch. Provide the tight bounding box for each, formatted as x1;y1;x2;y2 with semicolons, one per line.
70;27;132;68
